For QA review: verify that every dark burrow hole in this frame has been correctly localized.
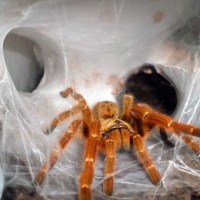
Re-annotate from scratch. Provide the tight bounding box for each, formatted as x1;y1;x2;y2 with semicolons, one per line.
3;32;44;93
119;63;178;115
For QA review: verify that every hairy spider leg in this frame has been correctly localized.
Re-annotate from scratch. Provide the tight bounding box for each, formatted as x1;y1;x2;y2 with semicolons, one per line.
79;121;100;200
131;130;161;185
103;139;117;196
129;106;162;185
121;94;152;139
121;94;134;122
99;127;131;196
121;94;155;145
44;104;85;134
35;120;82;185
44;87;91;134
132;104;200;153
61;87;92;127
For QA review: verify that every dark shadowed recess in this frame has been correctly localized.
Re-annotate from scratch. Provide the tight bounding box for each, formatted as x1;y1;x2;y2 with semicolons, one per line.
3;32;44;93
120;64;178;115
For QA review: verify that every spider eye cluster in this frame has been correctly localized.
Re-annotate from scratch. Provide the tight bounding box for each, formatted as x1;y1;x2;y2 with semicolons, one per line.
93;101;118;120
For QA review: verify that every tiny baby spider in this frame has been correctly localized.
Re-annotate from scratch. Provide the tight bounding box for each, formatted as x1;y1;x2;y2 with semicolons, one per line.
34;87;200;200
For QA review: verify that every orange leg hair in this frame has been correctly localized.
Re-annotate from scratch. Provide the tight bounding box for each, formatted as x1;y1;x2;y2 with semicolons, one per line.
122;94;152;139
103;139;117;196
44;105;86;134
79;122;100;200
121;94;134;122
131;130;161;185
35;120;82;185
61;87;92;127
101;127;130;196
45;87;91;134
132;103;200;153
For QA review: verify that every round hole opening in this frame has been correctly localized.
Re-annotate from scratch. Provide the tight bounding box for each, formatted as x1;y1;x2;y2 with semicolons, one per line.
119;63;178;115
3;32;44;93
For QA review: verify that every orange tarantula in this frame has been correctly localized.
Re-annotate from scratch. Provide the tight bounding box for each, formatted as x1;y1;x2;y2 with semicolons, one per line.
34;87;200;200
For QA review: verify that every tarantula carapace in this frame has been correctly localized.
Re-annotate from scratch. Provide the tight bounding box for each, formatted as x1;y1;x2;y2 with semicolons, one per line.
34;87;200;200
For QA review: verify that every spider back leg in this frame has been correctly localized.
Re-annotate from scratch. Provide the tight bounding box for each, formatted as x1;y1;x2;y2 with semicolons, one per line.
101;128;131;196
131;130;161;185
132;103;200;153
79;121;100;200
103;139;116;196
35;120;82;185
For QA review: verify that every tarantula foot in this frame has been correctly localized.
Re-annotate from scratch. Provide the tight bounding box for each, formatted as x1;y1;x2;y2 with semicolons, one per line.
34;171;46;186
79;185;92;200
60;88;73;98
103;177;114;196
43;126;56;135
32;180;39;188
148;167;161;185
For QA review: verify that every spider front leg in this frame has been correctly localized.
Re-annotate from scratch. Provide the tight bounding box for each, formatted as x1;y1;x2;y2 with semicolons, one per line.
103;139;117;196
44;105;86;134
45;87;91;134
121;94;134;122
132;104;200;153
61;87;92;126
132;130;161;185
35;120;82;185
121;94;151;138
79;121;100;200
